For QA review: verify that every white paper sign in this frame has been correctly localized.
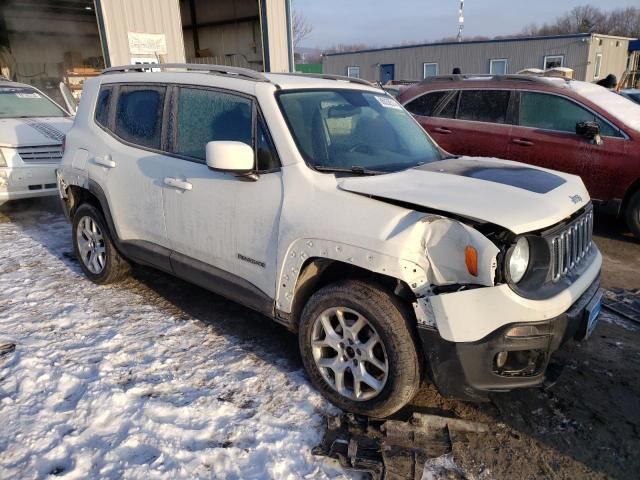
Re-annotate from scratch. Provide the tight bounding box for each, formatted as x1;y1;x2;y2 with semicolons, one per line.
375;95;403;110
128;32;167;55
16;93;41;99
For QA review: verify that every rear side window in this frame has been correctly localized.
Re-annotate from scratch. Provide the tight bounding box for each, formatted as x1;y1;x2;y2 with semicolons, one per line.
518;92;621;137
95;86;112;128
457;90;510;124
115;86;166;149
405;90;458;118
175;87;253;161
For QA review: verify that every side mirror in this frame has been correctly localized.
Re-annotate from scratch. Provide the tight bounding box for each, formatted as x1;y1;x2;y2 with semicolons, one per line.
576;121;602;145
205;141;254;173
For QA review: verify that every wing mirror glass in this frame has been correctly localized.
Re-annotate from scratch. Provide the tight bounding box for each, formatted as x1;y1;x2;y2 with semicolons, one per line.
205;141;254;173
576;121;602;145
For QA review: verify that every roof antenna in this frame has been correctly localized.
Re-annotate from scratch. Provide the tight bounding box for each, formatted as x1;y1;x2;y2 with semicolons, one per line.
457;0;465;43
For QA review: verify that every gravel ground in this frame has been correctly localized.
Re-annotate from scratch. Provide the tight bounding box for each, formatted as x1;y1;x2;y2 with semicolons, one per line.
1;197;639;479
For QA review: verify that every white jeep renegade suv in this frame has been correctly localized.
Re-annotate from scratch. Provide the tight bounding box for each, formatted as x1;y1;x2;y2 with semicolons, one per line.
57;64;603;417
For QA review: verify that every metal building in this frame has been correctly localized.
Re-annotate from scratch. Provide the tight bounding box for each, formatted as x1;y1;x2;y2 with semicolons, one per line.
0;0;293;102
323;34;636;83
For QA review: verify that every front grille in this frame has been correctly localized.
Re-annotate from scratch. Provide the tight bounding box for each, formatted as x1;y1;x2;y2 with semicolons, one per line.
550;210;594;282
17;145;63;164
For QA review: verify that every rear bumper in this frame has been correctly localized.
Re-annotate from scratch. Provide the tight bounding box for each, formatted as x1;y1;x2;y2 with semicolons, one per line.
419;275;602;401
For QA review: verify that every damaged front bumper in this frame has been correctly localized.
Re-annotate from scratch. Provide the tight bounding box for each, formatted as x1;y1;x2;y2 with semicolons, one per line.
418;271;603;402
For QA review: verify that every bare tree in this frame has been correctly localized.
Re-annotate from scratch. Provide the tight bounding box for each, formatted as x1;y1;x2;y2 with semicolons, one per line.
292;10;313;50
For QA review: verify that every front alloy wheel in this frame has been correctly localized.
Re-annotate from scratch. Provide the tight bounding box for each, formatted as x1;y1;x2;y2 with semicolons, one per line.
299;280;421;418
311;307;389;401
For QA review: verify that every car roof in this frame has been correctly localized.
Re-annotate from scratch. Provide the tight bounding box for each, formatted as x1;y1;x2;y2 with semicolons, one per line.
99;64;382;93
0;80;39;89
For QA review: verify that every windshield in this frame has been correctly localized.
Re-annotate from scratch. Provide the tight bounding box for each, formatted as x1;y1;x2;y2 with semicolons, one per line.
0;86;67;118
277;89;444;173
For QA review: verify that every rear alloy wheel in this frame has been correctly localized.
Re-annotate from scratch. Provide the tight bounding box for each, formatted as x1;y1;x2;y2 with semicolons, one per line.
72;203;130;284
625;190;640;239
299;280;421;418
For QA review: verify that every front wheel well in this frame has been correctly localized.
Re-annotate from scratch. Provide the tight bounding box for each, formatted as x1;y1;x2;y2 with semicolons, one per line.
288;258;417;331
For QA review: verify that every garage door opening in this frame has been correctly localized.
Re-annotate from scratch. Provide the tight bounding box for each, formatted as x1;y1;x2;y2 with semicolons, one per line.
0;0;104;105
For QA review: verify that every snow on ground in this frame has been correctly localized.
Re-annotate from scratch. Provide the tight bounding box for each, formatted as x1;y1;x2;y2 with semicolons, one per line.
0;207;342;479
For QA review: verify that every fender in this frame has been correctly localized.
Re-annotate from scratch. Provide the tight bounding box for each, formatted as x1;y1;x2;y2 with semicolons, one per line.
275;237;431;314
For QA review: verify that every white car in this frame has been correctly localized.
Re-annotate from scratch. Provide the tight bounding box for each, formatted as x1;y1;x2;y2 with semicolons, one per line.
57;64;602;417
0;80;73;206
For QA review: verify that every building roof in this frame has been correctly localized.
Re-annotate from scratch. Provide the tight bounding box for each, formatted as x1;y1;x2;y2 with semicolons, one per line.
323;33;635;57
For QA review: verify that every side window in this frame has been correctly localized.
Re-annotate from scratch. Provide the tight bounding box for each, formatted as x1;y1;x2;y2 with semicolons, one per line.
519;92;621;137
405;90;458;119
175;87;252;161
95;86;112;128
115;86;165;149
457;90;511;124
256;115;279;171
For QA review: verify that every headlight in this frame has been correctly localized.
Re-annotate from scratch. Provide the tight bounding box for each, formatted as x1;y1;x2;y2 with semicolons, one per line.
508;237;530;283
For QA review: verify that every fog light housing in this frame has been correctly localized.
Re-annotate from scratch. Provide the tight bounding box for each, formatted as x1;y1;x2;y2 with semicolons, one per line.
495;351;508;368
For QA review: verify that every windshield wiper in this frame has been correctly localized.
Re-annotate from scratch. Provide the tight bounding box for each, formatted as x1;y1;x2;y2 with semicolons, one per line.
314;166;384;176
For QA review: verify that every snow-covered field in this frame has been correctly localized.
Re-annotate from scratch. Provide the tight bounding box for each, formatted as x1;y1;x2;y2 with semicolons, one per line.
0;203;342;479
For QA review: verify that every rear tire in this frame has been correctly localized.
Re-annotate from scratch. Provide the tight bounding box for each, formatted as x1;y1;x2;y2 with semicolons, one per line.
625;190;640;239
298;280;421;418
72;203;130;284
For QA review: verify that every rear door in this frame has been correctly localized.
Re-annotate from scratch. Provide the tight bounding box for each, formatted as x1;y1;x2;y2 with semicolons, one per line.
87;83;171;264
405;89;514;158
508;91;627;200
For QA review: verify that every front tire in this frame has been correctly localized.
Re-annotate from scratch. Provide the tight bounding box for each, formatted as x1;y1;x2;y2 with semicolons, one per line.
298;280;421;418
625;190;640;239
72;203;130;284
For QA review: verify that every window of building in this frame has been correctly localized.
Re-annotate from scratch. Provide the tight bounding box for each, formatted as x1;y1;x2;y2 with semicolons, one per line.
347;66;360;78
175;87;252;161
405;90;458;118
543;55;565;69
518;92;621;137
594;53;603;79
423;62;438;78
115;86;166;149
457;90;511;124
489;58;508;75
95;86;112;128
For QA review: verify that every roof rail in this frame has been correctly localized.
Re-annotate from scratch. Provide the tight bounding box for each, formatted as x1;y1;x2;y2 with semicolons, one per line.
268;71;377;88
101;63;270;82
417;74;569;85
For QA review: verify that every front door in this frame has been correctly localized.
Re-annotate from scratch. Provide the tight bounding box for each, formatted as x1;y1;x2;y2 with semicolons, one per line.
380;64;395;84
508;91;627;200
161;85;283;302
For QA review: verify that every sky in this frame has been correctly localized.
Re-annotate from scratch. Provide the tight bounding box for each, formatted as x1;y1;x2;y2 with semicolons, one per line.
294;0;637;49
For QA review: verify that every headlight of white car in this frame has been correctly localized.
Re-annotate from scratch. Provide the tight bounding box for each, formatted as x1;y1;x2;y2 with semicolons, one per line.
508;237;530;284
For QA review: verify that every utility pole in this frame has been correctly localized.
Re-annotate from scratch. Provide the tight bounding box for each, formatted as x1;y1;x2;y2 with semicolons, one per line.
457;0;465;42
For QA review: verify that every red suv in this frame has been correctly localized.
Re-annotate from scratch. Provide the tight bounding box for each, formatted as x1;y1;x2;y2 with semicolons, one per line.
398;75;640;237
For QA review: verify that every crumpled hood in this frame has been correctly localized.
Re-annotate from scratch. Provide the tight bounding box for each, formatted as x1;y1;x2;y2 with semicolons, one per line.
0;117;72;147
338;157;590;234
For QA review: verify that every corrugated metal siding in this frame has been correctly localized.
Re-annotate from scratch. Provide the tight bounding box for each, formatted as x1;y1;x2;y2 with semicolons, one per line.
262;0;290;72
98;0;186;66
586;36;631;82
323;37;594;81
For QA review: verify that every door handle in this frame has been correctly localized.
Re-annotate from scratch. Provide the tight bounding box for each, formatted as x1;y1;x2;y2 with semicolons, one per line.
93;154;116;168
433;127;452;134
163;177;193;191
512;138;534;147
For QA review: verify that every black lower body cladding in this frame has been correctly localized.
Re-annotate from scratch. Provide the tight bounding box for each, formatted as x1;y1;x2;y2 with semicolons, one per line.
420;277;602;401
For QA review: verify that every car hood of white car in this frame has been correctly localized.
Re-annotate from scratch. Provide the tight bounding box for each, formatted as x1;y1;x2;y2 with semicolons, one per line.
0;117;72;147
338;156;590;234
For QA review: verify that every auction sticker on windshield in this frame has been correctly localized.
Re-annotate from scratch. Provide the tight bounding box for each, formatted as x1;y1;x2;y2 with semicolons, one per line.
375;95;403;110
15;92;42;99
